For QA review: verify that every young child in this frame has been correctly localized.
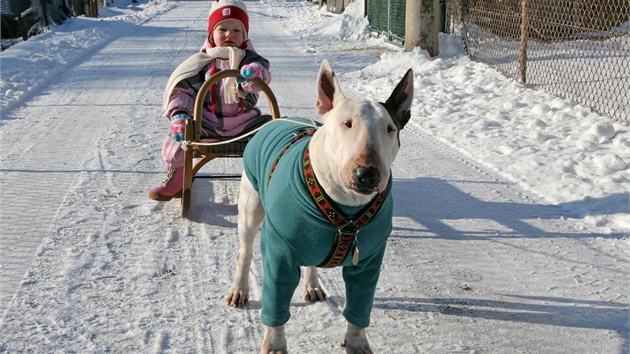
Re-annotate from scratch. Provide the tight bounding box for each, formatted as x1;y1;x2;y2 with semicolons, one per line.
149;0;271;201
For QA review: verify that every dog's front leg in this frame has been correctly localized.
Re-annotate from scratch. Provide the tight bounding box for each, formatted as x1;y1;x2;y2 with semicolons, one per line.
227;173;264;307
302;266;328;302
341;323;373;354
262;325;287;354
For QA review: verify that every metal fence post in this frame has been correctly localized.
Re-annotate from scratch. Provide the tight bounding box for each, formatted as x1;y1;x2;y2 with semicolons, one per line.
388;0;392;41
519;0;529;83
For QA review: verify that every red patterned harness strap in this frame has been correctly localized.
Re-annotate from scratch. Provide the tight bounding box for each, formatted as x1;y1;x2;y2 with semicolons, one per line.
266;129;316;186
303;146;388;268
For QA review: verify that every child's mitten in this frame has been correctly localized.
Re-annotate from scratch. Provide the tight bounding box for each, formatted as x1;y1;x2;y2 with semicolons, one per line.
237;64;263;83
170;113;190;142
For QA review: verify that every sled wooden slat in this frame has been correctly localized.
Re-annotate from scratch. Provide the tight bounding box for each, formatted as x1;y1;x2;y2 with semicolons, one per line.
181;69;280;218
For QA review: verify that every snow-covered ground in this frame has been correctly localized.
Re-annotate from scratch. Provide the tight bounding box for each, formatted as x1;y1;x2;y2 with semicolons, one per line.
1;0;628;352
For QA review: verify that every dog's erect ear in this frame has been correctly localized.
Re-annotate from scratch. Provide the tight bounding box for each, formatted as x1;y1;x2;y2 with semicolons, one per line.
385;69;413;130
316;60;345;116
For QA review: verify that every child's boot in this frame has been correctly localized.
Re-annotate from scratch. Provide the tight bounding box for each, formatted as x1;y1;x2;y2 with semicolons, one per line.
149;167;183;201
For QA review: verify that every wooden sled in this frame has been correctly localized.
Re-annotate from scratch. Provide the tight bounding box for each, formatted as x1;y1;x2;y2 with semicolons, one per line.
181;69;281;218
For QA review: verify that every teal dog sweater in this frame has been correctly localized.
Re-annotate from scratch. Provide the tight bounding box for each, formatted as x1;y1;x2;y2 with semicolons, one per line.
243;117;393;328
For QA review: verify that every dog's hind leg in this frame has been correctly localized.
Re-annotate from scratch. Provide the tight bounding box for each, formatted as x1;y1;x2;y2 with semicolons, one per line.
302;266;328;302
227;173;265;307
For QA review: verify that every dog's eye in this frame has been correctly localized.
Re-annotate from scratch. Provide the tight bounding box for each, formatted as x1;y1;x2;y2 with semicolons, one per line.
387;125;396;133
344;120;353;129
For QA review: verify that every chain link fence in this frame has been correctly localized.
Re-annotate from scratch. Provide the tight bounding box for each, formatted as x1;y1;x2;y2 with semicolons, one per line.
1;0;99;50
444;0;629;125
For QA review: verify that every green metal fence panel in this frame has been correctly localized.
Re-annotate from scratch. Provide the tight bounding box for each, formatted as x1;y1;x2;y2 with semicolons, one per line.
367;0;407;44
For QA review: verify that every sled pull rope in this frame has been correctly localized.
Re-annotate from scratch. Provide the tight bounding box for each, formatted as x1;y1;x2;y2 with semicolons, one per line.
180;118;319;150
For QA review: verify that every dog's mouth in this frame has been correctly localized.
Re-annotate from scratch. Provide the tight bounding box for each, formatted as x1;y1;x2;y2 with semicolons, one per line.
352;186;379;195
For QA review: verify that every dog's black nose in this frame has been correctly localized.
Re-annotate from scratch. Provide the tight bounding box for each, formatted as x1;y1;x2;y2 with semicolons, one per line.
354;166;380;192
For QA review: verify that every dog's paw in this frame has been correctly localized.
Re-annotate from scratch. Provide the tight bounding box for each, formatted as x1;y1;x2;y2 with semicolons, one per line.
226;291;249;307
262;326;287;354
341;324;373;354
340;339;373;354
262;347;287;354
303;286;328;302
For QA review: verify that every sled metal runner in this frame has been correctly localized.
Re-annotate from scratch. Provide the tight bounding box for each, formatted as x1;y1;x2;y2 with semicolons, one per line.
181;69;281;218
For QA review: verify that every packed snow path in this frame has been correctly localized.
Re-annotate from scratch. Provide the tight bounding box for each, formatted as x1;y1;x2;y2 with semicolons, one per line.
1;1;628;352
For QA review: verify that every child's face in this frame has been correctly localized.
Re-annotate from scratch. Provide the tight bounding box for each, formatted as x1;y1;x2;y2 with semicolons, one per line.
212;19;245;47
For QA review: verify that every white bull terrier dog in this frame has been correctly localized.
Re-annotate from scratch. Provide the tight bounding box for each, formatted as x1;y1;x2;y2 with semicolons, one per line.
227;60;413;353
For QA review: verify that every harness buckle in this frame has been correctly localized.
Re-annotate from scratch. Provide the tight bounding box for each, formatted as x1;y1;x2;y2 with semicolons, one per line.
339;222;358;235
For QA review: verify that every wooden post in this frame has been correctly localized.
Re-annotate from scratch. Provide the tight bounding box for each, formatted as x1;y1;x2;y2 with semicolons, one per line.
16;14;28;41
406;0;439;56
39;0;50;27
10;0;30;41
519;0;529;83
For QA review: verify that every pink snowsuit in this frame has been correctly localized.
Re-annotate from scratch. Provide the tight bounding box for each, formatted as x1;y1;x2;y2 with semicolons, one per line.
161;40;271;168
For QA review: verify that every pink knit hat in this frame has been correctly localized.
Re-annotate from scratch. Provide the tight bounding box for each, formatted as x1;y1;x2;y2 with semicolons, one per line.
208;0;249;42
